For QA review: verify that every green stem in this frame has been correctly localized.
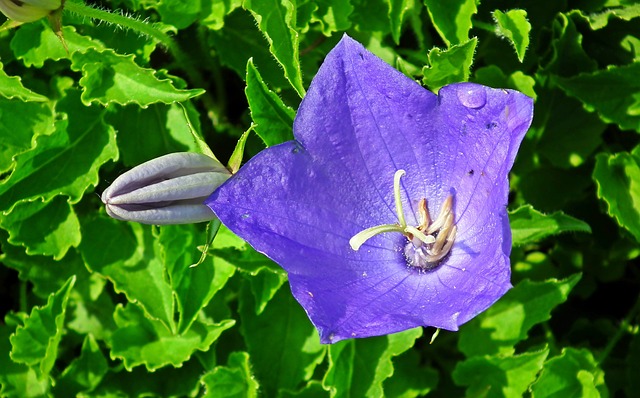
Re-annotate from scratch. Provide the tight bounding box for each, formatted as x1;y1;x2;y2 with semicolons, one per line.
598;293;640;365
472;19;496;33
63;1;219;122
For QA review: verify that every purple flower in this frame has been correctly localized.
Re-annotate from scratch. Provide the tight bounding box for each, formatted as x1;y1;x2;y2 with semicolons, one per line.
206;35;533;343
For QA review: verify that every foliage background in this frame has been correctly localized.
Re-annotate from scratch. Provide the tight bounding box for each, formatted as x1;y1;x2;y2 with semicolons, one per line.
1;0;639;396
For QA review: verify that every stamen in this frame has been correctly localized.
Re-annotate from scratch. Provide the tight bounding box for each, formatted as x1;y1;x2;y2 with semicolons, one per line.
426;195;453;235
431;213;454;255
418;198;430;230
393;170;407;228
404;226;436;245
349;224;405;251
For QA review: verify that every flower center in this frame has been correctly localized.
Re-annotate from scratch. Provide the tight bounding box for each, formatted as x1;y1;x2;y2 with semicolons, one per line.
349;170;457;270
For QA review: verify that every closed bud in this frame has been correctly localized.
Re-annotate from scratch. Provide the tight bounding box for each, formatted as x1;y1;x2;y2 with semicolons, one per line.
0;0;62;23
102;152;230;225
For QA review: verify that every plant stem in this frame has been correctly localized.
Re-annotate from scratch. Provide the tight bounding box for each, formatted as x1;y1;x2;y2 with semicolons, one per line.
63;1;219;123
598;293;640;365
472;19;495;33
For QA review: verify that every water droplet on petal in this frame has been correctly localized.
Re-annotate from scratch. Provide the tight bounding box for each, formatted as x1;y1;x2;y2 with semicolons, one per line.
457;84;487;109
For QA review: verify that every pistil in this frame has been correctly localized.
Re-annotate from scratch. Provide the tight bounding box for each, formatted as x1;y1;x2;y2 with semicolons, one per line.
349;170;457;269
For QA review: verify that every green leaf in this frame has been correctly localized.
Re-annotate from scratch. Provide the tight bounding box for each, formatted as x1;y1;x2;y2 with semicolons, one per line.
458;275;581;357
10;276;75;377
493;9;531;62
228;127;252;174
422;38;477;91
580;4;640;30
593;151;640;242
309;0;353;36
202;0;243;30
109;303;235;371
201;351;259;398
159;224;236;334
423;0;477;46
322;328;423;397
382;348;439;398
0;97;55;174
107;102;200;167
279;381;329;397
243;0;306;97
526;85;605;169
0;236;88;298
0;197;81;260
11;23;102;67
553;63;640;132
540;13;597;77
474;66;537;100
79;217;176;332
53;334;109;397
0;62;47;101
70;48;204;107
453;348;550;398
349;0;392;33
0;89;118;214
208;9;290;89
531;348;607;398
245;59;295;147
509;205;591;246
389;0;416;44
0;316;49;398
239;285;325;396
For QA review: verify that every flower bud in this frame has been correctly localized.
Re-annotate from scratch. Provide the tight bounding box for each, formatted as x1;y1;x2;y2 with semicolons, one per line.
102;152;230;225
0;0;62;23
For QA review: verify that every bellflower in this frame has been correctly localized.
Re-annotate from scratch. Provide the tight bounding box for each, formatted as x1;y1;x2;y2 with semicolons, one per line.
0;0;61;23
206;35;534;343
102;152;230;225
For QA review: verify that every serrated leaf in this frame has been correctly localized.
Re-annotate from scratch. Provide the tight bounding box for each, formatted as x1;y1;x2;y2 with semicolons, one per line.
0;318;49;398
245;59;295;147
474;66;537;99
593;151;640;242
0;236;88;298
458;275;581;357
239;285;325;396
509;205;591;246
580;4;640;30
70;48;204;107
493;9;531;62
453;348;549;398
526;85;605;169
209;9;290;89
322;328;422;398
202;0;243;30
159;224;236;333
243;0;305;97
424;0;477;46
107;102;200;167
279;380;328;397
382;348;438;398
0;97;55;174
109;303;235;371
11;23;103;67
79;216;176;332
0;62;47;101
541;13;597;77
531;348;607;398
553;63;640;132
309;0;353;36
89;359;204;397
0;196;81;260
10;276;75;377
389;0;415;44
53;334;108;397
0;89;117;214
350;0;392;33
422;38;477;91
201;351;259;398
